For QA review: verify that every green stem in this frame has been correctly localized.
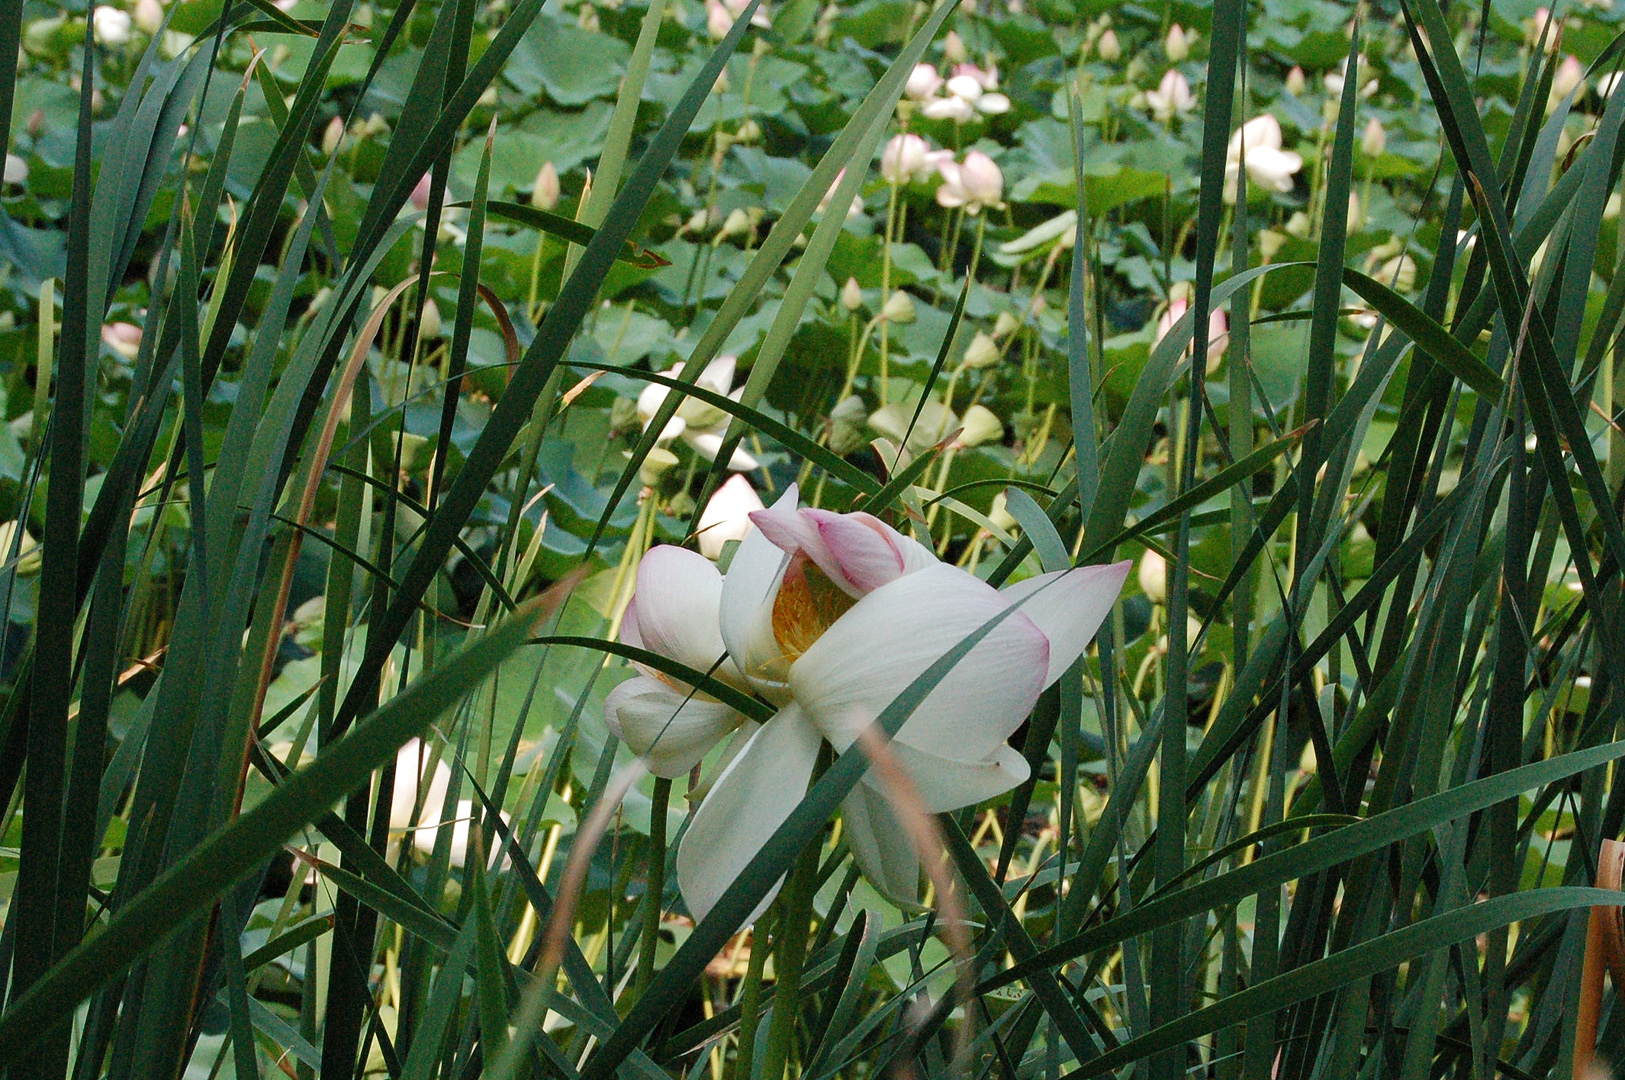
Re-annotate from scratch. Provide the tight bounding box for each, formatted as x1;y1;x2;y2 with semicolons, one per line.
732;906;775;1080
879;178;900;407
634;777;671;999
757;832;822;1080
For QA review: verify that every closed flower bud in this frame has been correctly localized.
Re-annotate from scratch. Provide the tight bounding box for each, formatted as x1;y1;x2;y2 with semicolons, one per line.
993;311;1021;338
1285;65;1306;95
1138;547;1167;604
720;207;753;239
93;5;132;45
1361;116;1386;157
942;30;968;64
881;290;916;324
706;0;732;39
133;0;163;35
1165;23;1188;62
639;446;681;486
531;161;560;211
841;276;864;311
905;62;944;101
419;297;442;339
321;115;346;156
963;330;1000;368
955;404;1004;447
697;474;764;559
1097;28;1121;61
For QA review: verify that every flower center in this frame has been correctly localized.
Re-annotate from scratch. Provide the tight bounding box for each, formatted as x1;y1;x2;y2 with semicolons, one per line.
771;555;857;662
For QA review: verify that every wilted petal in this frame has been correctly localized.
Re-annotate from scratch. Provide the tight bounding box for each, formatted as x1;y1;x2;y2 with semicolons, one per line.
842;783;920;904
604;675;745;777
790;563;1049;763
998;561;1131;687
676;704;823;923
632;546;729;679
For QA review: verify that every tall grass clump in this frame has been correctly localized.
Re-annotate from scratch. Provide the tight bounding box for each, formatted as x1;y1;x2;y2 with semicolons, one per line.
0;0;1623;1075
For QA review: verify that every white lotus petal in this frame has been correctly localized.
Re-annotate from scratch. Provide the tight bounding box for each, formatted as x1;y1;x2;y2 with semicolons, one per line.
842;783;920;904
604;675;745;778
720;486;796;700
685;429;760;471
790;563;1048;763
676;704;823;923
998;561;1131;686
860;740;1029;813
390;738;451;832
632;546;729;678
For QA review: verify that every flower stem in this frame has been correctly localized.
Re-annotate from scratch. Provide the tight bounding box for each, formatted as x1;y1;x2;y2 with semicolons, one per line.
879;178;900;407
732;907;775;1080
757;830;822;1080
633;776;671;998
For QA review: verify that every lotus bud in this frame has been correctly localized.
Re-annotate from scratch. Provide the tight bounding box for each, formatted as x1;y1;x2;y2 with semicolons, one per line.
1285;65;1306;95
942;30;968;64
408;173;432;211
1551;54;1585;107
1258;229;1287;260
736;118;762;143
1361;116;1386;157
706;0;732;39
841;276;864;311
988;492;1017;531
531;161;560;211
1165;23;1188;62
419;297;442;339
993;311;1021;338
697;474;764;559
905;62;944;101
1097;28;1121;61
93;5;132;45
322;115;346;156
133;0;163;35
1377;253;1417;292
1138;547;1167;604
1347;191;1364;232
719;207;753;239
962;330;1000;369
1285;210;1312;238
101;321;142;360
955;404;1004;447
956;149;1004;208
390;738;451;832
638;446;681;486
881;290;916;324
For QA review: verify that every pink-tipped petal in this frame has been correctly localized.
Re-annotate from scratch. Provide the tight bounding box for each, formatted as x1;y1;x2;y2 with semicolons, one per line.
998;561;1131;687
806;510;907;594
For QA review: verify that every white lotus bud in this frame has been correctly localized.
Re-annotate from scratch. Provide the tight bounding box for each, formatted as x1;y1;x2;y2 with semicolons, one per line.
531;161;560;211
942;30;968;64
841;276;864;311
1165;23;1188;62
1097;28;1120;61
1138;548;1167;604
706;0;732;38
419;297;442;339
321;115;346;156
881;290;916;324
133;0;163;35
955;404;1004;447
905;63;944;101
101;321;142;360
719;207;753;239
993;311;1020;338
1361;116;1386;157
638;446;681;485
93;5;132;45
1285;65;1306;95
963;330;1000;369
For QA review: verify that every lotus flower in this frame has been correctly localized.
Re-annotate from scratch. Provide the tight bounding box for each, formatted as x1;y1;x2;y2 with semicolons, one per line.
920;63;1010;119
881;133;952;185
905;63;944;101
1153;292;1228;373
662;486;1129;920
935;150;1004;213
1224;114;1303;202
1145;69;1196;122
637;355;760;471
604;546;757;777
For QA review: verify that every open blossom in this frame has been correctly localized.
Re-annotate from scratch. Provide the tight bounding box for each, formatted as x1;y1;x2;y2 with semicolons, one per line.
935;150;1003;213
1224;114;1303;201
637;355;760;471
659;487;1130;917
921;63;1010;119
1145;69;1196;122
881;133;951;184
